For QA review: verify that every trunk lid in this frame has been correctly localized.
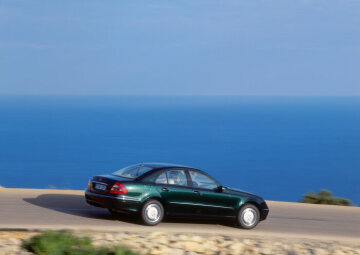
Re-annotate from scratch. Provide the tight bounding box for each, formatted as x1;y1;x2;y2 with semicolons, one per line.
90;174;133;194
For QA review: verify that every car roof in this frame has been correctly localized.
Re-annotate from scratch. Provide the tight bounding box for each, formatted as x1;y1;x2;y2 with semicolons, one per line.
135;162;221;184
136;162;193;169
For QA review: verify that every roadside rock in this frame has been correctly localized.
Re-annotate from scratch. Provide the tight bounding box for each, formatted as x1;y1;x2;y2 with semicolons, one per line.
0;230;359;255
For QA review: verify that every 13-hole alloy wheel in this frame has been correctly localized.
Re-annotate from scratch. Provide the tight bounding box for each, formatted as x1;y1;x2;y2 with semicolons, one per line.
141;199;164;226
237;203;260;229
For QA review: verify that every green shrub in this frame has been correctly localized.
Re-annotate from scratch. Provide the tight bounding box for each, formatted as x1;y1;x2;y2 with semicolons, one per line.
301;190;353;206
96;246;140;255
22;231;139;255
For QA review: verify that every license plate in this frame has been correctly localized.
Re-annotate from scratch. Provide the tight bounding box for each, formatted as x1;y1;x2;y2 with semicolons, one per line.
95;183;106;191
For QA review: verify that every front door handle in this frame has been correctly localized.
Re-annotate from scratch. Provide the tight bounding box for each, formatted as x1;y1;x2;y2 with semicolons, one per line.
193;190;201;195
162;187;169;192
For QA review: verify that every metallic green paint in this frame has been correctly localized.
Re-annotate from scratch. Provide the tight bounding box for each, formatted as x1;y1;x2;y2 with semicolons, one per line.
85;164;269;222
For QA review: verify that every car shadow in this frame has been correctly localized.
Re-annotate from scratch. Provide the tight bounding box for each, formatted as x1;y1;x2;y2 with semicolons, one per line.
23;194;237;228
23;194;115;221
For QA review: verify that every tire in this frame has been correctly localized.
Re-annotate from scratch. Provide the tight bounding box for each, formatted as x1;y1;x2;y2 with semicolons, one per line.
141;200;164;226
237;203;260;229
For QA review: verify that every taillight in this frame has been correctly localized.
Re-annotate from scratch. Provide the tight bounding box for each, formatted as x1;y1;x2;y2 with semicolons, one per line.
109;182;128;195
87;179;92;189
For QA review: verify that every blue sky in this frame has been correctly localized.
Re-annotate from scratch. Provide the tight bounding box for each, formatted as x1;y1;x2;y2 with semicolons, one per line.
0;0;359;96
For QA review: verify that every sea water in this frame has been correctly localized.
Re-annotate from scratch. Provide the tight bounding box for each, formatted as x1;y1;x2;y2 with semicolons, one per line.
0;96;359;204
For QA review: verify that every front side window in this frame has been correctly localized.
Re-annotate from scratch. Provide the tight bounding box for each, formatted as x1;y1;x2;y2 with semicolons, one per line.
166;170;188;186
112;165;153;179
189;170;218;189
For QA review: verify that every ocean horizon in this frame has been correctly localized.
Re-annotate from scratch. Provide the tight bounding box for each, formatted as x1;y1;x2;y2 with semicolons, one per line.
0;95;359;204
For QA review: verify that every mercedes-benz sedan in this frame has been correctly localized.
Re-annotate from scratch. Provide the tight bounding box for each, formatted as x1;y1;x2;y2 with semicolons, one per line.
85;163;269;229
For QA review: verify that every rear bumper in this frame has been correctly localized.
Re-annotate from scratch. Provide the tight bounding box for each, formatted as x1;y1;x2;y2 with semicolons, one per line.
259;202;269;221
85;190;141;213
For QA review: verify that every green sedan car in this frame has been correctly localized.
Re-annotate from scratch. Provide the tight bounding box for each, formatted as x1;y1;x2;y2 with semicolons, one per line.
85;163;269;229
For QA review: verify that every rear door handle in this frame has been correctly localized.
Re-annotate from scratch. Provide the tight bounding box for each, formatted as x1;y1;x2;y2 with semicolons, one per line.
193;190;201;195
162;187;169;191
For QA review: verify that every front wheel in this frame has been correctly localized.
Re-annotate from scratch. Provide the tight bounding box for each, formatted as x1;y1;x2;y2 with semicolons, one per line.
141;200;164;226
237;204;260;229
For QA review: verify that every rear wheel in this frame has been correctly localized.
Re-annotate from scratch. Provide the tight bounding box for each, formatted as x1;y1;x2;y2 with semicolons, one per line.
237;204;260;229
141;200;164;226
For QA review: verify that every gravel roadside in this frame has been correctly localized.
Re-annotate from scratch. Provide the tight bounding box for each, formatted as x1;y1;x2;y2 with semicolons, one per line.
0;230;359;255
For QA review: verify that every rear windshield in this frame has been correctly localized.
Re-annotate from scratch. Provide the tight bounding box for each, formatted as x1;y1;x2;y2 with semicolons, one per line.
112;165;153;179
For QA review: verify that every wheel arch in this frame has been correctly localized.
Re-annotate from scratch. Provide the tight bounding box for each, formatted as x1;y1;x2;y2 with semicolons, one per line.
141;196;166;211
238;199;261;214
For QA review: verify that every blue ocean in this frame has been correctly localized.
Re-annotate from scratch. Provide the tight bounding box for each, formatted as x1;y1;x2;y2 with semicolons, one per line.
0;96;359;204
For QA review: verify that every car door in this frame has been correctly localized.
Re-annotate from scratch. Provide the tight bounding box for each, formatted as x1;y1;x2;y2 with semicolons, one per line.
189;170;237;217
154;169;200;216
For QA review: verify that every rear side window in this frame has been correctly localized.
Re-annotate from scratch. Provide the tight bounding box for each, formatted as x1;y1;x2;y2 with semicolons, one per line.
166;169;188;186
155;172;167;184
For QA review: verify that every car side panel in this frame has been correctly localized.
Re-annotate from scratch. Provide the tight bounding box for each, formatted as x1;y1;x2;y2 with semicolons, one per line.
124;183;151;201
192;189;239;217
150;184;200;216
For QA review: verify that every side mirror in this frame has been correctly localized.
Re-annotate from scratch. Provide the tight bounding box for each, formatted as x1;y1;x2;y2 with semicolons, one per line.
216;185;226;192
